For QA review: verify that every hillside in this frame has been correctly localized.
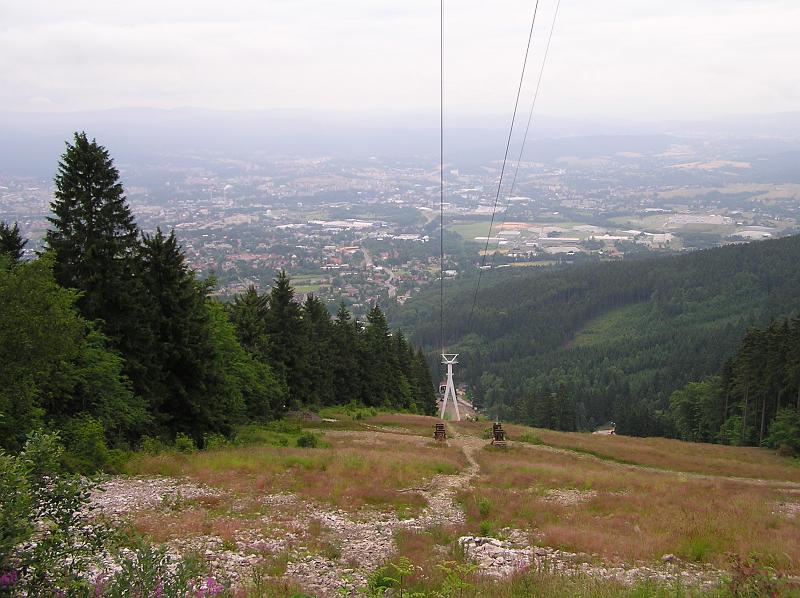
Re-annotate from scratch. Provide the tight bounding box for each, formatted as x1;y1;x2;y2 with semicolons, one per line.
65;415;800;595
395;235;800;435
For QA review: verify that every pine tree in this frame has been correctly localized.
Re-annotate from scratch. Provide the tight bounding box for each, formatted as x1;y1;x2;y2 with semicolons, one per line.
0;221;27;264
412;348;437;415
45;132;154;388
227;286;270;359
47;132;139;310
332;302;362;405
265;271;308;407
302;294;335;406
139;228;215;434
363;304;396;407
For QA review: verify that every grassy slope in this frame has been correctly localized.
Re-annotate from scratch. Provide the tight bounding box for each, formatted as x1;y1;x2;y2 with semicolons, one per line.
122;414;800;596
447;418;800;572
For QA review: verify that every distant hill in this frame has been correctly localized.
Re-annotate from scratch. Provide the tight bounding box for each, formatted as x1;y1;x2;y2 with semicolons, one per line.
395;235;800;435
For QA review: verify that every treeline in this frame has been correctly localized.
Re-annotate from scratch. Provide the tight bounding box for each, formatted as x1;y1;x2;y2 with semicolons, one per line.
669;317;800;452
0;132;435;462
396;234;800;436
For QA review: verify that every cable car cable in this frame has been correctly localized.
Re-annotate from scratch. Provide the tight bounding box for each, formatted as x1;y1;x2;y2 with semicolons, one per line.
467;0;541;329
491;0;562;268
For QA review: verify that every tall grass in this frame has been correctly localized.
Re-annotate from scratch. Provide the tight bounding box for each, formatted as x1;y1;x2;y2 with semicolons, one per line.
126;432;467;513
458;444;800;572
453;422;800;482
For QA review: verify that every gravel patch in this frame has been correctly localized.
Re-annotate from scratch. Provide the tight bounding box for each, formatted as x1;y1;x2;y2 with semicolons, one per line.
91;477;223;520
458;535;721;589
774;501;800;518
542;488;598;506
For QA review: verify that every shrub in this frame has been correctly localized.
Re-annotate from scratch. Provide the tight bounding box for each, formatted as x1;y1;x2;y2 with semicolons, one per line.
94;545;228;597
0;450;31;568
479;519;497;537
517;432;543;445
203;433;230;451
20;429;64;479
174;432;197;453
765;408;800;456
61;415;113;473
296;431;319;448
0;430;110;595
264;419;303;435
725;554;798;597
141;435;168;455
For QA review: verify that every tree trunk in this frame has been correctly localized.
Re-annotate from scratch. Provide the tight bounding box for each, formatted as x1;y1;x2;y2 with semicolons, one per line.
741;383;749;444
759;395;767;446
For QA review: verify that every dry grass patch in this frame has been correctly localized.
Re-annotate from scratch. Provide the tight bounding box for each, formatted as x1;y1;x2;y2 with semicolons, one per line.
451;421;800;482
366;413;444;437
460;444;800;572
126;433;467;513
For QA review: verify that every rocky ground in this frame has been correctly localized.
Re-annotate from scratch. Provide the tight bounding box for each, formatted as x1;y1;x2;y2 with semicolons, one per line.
458;536;721;589
90;433;727;596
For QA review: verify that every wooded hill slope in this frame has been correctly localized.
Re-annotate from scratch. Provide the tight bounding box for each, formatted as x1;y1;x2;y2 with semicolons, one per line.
396;234;800;436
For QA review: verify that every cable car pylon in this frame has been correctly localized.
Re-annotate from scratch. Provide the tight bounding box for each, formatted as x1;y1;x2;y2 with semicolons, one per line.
440;353;460;421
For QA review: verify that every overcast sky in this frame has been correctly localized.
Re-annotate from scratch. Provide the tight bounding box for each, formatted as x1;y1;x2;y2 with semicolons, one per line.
1;0;798;121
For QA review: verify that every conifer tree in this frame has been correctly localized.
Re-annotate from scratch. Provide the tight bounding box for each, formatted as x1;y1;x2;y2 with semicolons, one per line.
139;228;214;432
265;271;308;406
302;294;335;406
332;302;362;404
45;132;154;388
227;286;270;359
363;304;398;407
412;348;437;415
0;221;27;264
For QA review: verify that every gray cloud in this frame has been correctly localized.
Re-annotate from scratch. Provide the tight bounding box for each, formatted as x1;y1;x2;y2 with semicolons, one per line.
1;0;798;119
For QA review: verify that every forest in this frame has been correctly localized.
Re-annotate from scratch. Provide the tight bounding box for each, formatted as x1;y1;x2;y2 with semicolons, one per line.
395;232;800;443
669;316;800;453
0;133;436;467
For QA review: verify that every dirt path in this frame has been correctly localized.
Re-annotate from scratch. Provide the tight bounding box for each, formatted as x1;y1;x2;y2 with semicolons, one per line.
281;431;483;596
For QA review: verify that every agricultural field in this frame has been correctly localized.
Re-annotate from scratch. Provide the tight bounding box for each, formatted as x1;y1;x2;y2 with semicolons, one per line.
91;413;800;596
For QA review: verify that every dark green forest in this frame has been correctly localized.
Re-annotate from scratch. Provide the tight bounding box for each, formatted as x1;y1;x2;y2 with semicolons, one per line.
669;317;800;453
396;234;800;442
0;133;436;465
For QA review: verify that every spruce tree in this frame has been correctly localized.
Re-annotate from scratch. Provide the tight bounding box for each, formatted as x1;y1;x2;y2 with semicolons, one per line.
45;132;154;387
363;304;397;407
0;221;27;264
332;303;362;404
139;228;214;433
47;132;139;309
227;286;270;359
265;271;308;407
302;294;335;406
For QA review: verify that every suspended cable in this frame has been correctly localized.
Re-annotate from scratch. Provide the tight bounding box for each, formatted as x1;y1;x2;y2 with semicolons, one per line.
440;0;445;356
491;0;562;268
467;0;541;329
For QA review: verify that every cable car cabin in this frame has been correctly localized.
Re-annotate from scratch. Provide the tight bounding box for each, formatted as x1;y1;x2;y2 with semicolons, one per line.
490;422;507;448
434;422;447;441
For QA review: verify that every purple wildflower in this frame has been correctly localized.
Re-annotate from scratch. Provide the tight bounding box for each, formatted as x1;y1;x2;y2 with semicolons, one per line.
92;573;107;596
206;577;225;595
0;570;18;588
